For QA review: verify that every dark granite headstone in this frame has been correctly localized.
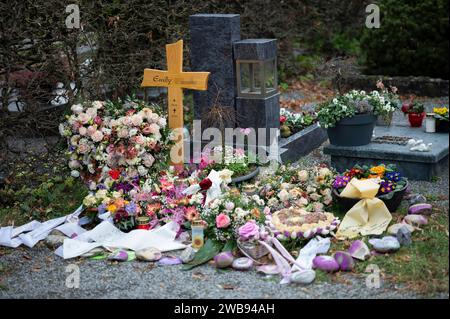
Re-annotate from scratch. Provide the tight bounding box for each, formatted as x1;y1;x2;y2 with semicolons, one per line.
189;14;241;124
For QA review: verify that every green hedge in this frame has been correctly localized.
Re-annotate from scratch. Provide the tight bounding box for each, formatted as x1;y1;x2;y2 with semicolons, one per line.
360;0;449;79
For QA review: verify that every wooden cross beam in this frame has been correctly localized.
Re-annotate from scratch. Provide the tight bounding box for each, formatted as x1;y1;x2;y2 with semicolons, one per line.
141;40;210;165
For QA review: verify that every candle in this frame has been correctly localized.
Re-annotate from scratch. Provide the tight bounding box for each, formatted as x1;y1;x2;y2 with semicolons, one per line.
191;218;205;249
136;216;151;230
425;113;436;133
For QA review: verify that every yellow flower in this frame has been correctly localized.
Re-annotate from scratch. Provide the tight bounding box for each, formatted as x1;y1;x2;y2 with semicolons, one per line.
370;165;386;175
433;107;448;116
107;204;117;212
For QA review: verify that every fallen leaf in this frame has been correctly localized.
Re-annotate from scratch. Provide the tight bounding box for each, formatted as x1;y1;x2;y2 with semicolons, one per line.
192;272;207;280
218;284;236;290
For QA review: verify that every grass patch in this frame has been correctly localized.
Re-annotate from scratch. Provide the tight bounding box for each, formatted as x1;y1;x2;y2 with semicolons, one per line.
325;211;449;295
0;176;88;226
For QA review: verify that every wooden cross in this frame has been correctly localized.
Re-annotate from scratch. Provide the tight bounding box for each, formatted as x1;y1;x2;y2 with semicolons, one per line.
141;40;210;165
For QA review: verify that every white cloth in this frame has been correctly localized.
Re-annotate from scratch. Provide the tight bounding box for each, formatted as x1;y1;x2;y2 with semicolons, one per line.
0;206;83;248
55;221;186;259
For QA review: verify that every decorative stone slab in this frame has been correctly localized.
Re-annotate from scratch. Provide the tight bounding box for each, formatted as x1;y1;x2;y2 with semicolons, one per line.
324;125;449;181
280;123;328;163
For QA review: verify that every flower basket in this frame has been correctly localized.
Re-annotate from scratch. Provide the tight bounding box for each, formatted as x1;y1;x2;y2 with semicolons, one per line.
332;178;409;212
327;114;376;146
237;239;269;260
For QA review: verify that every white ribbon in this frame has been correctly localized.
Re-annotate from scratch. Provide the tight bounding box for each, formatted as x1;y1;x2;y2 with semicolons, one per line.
182;170;223;206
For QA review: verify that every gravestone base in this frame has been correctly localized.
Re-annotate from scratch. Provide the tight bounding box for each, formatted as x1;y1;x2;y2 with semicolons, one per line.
279;123;327;163
236;94;280;146
323;126;449;181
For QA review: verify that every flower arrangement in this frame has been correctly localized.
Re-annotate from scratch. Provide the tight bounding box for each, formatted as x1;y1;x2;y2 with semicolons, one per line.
279;108;316;138
200;190;269;244
402;100;425;115
332;164;407;199
317;83;400;129
200;145;258;179
59;98;172;190
257;164;335;212
434;107;449;122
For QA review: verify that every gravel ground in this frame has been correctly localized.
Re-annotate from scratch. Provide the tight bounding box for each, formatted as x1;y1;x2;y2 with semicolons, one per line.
0;244;446;299
1;143;448;299
1;98;448;299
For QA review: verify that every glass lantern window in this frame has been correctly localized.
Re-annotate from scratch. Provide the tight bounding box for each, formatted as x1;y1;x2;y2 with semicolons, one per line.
237;59;277;98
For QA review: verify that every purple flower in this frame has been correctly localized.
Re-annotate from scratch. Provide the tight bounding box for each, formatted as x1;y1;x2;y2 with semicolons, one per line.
386;171;401;182
333;175;350;189
97;184;107;190
379;180;394;194
98;204;106;214
125;202;137;215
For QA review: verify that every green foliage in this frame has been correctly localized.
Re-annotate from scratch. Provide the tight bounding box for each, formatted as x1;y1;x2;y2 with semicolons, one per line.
182;238;223;270
360;0;449;79
0;176;88;226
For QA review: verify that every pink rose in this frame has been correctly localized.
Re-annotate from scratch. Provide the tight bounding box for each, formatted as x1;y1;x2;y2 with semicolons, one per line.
131;114;143;126
78;143;90;154
87;125;96;136
134;135;145;145
91;130;104;142
216;213;231;229
148;123;160;134
78;126;87;136
238;220;260;241
118;128;129;138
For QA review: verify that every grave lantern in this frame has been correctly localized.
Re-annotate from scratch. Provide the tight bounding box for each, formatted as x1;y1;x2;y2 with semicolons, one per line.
235;39;278;98
234;39;280;146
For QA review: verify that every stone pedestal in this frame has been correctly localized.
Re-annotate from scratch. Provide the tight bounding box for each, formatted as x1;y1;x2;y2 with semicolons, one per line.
189;14;241;123
323;126;449;181
236;94;280;146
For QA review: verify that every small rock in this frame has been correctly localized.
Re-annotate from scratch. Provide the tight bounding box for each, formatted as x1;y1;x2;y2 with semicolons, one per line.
232;257;254;271
158;256;182;266
180;246;197;264
333;251;354;271
108;250;128;261
135;247;162;262
387;223;415;235
369;236;400;253
408;203;433;216
312;256;339;272
405;193;427;205
81;247;104;257
403;214;428;226
396;226;412;247
347;240;370;261
45;235;67;248
214;251;234;269
290;270;316;285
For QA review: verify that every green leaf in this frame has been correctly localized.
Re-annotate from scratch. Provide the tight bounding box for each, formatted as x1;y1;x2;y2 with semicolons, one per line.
182;239;223;270
222;240;236;253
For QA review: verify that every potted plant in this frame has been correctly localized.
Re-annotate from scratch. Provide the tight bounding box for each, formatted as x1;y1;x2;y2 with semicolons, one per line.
401;100;425;127
375;81;400;126
317;88;398;146
279;107;316;138
433;107;449;133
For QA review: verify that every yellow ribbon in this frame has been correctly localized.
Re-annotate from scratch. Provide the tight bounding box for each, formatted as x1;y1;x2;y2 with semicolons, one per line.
336;178;392;239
